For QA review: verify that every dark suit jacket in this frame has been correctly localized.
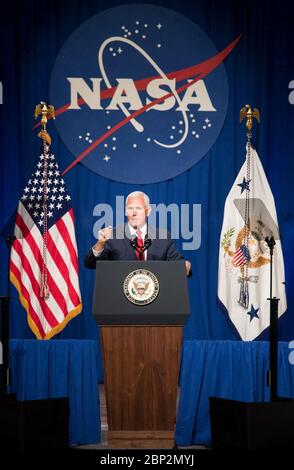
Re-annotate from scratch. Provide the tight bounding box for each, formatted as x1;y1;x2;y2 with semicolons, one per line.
84;224;183;269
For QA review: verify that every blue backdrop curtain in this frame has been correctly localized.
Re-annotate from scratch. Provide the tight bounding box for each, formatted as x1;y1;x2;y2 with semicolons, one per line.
1;0;294;384
9;339;100;445
175;341;294;445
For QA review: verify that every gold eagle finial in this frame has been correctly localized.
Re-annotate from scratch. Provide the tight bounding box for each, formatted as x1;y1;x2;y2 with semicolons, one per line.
34;101;55;145
240;104;260;131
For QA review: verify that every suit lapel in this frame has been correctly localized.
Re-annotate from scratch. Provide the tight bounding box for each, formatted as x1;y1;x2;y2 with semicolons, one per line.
146;225;155;260
123;224;137;259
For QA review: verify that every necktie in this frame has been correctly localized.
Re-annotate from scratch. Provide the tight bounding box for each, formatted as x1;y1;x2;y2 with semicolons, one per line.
135;229;145;260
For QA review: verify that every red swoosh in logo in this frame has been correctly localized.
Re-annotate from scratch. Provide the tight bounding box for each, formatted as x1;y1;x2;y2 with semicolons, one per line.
36;36;241;174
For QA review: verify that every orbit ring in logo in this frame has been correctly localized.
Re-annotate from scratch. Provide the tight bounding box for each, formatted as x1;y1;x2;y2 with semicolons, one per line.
123;269;159;305
50;4;239;183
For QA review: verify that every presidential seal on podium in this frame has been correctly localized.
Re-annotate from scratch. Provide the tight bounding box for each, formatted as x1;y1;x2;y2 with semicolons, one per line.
123;269;159;305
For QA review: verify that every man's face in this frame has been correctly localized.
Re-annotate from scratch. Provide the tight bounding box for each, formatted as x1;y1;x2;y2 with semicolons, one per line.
126;196;150;229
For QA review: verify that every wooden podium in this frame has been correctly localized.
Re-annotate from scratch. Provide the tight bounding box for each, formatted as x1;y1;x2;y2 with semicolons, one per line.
93;261;190;449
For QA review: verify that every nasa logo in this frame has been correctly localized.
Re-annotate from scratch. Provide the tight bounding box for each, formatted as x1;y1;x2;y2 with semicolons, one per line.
50;4;239;183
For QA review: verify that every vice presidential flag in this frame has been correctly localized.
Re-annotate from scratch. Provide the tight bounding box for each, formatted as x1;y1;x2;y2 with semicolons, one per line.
10;143;82;339
218;146;287;340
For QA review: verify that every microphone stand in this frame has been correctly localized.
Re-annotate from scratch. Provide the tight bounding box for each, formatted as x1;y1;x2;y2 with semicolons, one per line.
0;235;15;398
265;236;279;402
130;237;152;261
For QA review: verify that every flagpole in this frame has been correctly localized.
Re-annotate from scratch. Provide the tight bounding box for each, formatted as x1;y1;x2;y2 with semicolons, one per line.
0;212;16;396
239;105;260;310
34;102;55;300
240;104;279;402
0;215;16;396
0;236;15;396
265;236;280;401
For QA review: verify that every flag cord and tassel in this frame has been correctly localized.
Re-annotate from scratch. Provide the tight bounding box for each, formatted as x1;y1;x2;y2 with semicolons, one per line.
40;137;49;299
239;104;260;308
34;101;55;300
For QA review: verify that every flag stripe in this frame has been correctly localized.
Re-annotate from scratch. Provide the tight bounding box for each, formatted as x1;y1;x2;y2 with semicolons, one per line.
13;234;67;323
232;247;247;266
10;258;49;337
15;211;74;315
47;212;81;302
46;229;80;307
11;240;60;328
56;209;79;273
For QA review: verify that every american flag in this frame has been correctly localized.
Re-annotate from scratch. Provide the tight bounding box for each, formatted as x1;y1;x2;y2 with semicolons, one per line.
9;144;82;339
232;244;251;267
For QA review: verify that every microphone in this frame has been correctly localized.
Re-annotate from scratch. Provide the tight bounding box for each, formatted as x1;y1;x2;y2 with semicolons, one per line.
144;234;152;249
265;236;275;248
130;235;138;249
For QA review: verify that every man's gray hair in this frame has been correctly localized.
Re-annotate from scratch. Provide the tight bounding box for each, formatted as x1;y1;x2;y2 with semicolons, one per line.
126;191;150;208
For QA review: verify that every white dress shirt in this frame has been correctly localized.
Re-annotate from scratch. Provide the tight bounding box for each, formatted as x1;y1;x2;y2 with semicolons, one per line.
128;223;148;260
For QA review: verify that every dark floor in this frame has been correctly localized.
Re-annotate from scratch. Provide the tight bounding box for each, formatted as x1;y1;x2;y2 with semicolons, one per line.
77;385;206;450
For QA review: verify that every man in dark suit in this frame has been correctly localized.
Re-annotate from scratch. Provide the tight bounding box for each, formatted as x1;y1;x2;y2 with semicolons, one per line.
84;191;191;275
